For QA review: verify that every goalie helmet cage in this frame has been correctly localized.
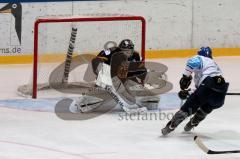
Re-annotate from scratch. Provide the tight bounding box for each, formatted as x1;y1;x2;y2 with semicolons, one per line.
23;15;146;98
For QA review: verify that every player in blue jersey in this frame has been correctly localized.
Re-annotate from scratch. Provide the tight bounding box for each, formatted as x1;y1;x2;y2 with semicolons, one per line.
162;47;229;135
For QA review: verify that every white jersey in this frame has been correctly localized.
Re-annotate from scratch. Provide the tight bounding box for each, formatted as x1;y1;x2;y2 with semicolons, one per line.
183;55;223;87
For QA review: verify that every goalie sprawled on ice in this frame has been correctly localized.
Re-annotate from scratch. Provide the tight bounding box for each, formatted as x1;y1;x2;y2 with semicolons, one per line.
69;39;172;114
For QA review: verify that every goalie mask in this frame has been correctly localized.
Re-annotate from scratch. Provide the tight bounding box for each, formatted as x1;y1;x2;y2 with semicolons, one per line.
119;39;134;57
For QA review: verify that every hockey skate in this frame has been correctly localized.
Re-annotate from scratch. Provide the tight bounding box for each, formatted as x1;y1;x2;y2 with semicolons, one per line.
161;110;188;136
184;119;198;132
161;121;175;136
184;109;208;132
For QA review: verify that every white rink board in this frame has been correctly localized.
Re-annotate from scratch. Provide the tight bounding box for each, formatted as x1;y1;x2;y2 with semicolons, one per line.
1;0;240;56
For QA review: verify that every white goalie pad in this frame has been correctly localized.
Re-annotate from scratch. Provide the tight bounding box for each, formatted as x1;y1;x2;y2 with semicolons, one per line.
69;95;104;113
96;63;113;88
136;96;160;110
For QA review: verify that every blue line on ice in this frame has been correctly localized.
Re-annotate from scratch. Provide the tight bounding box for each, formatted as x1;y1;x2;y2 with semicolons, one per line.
0;93;181;112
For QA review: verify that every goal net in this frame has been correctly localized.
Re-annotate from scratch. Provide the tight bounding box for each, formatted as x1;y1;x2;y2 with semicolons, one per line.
17;15;146;98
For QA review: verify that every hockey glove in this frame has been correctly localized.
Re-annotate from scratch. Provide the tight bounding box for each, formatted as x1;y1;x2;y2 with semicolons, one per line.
178;89;190;100
179;75;192;90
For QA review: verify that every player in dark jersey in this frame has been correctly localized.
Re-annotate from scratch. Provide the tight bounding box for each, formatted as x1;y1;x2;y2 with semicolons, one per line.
92;39;145;81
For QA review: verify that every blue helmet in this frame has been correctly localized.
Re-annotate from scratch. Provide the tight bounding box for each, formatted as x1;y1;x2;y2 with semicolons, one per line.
198;47;212;58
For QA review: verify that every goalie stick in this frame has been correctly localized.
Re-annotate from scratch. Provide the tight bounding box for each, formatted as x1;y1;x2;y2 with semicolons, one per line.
194;136;240;154
62;25;78;83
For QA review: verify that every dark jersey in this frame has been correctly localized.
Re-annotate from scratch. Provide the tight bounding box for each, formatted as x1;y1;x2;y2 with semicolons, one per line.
91;46;145;81
96;47;141;65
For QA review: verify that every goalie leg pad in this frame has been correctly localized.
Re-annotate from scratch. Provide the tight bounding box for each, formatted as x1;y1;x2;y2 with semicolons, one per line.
69;96;103;113
96;63;113;88
136;96;160;110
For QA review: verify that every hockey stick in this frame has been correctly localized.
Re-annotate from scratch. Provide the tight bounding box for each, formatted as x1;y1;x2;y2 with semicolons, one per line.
227;93;240;95
194;136;240;154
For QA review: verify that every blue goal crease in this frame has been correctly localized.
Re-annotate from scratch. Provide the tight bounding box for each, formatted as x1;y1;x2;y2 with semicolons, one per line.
0;93;181;112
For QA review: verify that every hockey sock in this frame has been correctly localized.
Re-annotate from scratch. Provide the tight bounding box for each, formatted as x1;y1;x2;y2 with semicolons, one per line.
184;108;208;131
191;108;208;126
170;110;189;129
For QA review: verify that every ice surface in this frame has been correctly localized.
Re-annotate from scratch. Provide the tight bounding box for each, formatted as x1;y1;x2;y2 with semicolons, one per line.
0;57;239;159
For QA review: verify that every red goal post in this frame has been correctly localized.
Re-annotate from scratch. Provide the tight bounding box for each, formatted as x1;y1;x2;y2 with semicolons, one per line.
22;15;146;98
